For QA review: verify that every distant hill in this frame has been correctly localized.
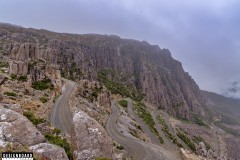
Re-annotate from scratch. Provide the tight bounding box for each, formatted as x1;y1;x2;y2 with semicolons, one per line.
202;90;240;125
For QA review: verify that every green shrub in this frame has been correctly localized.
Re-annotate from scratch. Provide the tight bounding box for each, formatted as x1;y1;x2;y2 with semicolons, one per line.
4;91;17;97
118;99;128;108
10;74;17;80
45;134;72;159
39;97;48;103
23;111;46;125
116;144;124;150
18;75;28;82
32;79;54;90
53;128;61;135
177;129;196;152
193;116;209;127
92;91;98;99
134;102;164;143
0;61;8;68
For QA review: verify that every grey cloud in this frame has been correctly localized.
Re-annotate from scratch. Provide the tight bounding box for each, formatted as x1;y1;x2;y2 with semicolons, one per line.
228;82;240;93
223;81;240;98
0;0;240;98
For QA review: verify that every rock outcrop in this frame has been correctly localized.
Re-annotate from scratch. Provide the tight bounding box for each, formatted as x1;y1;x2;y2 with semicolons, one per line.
30;143;68;160
0;108;69;160
0;23;206;120
0;108;45;147
196;142;220;160
72;80;111;126
180;148;201;160
9;60;28;75
71;110;113;160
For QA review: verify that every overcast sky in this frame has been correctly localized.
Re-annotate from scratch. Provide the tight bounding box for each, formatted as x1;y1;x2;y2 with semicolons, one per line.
0;0;240;98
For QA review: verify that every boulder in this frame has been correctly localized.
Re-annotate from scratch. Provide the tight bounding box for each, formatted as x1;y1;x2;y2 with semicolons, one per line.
196;142;219;159
0;108;45;147
30;143;68;160
71;110;113;160
0;103;23;114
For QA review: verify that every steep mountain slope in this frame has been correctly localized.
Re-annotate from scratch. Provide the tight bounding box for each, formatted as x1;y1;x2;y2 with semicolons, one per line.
0;23;206;120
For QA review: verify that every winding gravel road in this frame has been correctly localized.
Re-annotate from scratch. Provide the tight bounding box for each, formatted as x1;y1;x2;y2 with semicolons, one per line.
106;101;165;160
126;98;160;146
50;79;180;159
50;79;77;135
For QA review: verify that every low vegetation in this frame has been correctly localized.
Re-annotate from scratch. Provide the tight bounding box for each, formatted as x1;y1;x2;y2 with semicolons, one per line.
4;91;17;97
0;142;29;153
32;79;54;91
10;74;28;82
44;133;72;159
53;128;61;135
118;99;128;108
176;129;196;152
90;86;102;101
130;129;140;139
157;114;182;147
97;69;142;101
10;74;17;80
92;90;99;99
193;135;211;150
98;70;131;97
113;142;124;150
193;115;209;128
17;75;28;82
23;111;46;126
39;97;48;103
134;102;164;143
116;144;124;150
61;62;83;80
0;61;8;68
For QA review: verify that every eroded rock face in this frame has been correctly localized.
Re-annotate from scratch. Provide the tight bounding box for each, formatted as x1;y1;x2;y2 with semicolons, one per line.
0;24;206;120
30;143;68;160
5;42;62;94
71;110;113;160
9;60;28;75
10;43;39;61
72;80;111;126
0;108;45;147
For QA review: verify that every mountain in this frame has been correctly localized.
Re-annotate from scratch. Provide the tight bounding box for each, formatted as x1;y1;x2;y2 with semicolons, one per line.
0;23;206;120
1;23;240;160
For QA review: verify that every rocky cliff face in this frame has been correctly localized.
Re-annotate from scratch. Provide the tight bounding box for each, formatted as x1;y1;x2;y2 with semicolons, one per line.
0;23;206;119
